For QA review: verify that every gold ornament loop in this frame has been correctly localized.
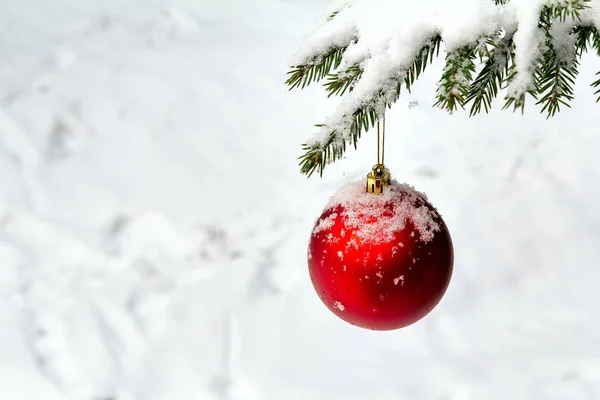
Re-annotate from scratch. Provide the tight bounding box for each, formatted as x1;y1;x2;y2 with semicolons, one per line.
366;163;390;194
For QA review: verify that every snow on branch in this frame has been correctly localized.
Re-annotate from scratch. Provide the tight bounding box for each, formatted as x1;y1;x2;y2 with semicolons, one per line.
287;0;600;177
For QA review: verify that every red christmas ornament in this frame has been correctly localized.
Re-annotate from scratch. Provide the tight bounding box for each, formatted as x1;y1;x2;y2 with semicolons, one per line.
308;171;453;330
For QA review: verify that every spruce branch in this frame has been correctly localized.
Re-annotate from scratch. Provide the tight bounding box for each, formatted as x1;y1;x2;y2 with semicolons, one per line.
589;26;600;102
502;49;538;114
534;4;580;117
324;64;363;97
298;107;378;177
587;27;600;101
574;25;595;54
582;25;600;56
535;45;578;116
290;0;600;177
434;46;477;113
501;3;565;114
466;32;515;115
297;35;441;177
592;72;600;102
572;24;600;108
545;0;590;22
502;90;529;113
285;45;350;90
405;34;442;92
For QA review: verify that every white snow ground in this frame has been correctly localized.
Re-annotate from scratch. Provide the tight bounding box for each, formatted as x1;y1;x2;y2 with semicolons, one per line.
1;0;600;399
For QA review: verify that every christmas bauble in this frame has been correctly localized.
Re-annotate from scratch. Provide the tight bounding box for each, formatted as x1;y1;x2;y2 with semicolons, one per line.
308;179;453;330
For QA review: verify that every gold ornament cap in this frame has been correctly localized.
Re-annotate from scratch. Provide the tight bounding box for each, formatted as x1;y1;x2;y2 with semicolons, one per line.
366;164;390;194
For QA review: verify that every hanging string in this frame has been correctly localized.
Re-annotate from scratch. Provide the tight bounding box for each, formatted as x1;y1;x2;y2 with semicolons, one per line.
377;118;380;164
382;112;386;165
377;111;386;165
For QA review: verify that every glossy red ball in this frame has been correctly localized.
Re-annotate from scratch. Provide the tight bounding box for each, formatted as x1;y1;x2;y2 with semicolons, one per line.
308;180;453;330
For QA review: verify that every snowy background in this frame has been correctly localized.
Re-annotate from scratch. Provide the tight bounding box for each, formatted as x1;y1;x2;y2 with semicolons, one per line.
2;0;600;399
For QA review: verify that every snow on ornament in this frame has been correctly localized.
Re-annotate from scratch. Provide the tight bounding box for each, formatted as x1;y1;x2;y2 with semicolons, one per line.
308;164;453;330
